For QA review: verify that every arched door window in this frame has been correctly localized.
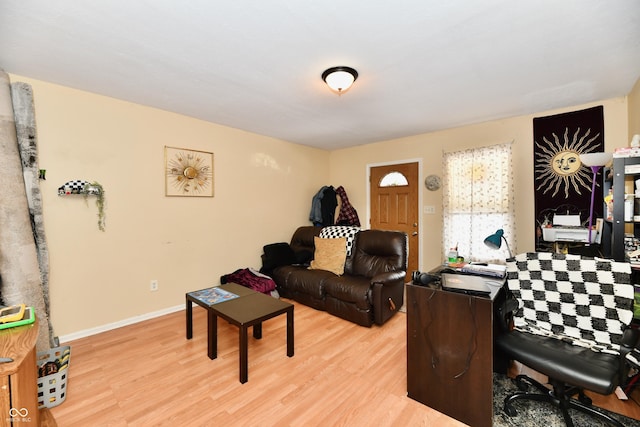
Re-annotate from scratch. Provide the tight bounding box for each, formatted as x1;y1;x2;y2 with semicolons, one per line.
379;171;408;187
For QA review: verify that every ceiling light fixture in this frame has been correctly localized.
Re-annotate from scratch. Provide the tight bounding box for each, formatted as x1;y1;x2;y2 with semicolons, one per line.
322;66;358;95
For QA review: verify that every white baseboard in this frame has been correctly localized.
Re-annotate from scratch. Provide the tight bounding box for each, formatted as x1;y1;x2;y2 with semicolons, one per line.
57;304;184;343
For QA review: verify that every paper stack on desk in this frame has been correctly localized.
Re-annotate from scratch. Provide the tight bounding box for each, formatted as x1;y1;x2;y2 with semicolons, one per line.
461;263;506;278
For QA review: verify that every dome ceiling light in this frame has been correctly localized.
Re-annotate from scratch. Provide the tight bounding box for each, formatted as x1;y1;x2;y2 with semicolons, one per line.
321;66;358;95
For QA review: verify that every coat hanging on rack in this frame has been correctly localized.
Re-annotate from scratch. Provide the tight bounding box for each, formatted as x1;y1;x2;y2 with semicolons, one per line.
320;186;337;226
309;185;327;226
309;185;337;227
335;186;360;226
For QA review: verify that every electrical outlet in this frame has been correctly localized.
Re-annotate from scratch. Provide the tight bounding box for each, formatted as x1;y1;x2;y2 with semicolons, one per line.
150;280;158;291
424;205;436;214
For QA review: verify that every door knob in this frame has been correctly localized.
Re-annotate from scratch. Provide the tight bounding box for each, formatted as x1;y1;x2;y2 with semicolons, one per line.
413;223;418;227
412;231;418;236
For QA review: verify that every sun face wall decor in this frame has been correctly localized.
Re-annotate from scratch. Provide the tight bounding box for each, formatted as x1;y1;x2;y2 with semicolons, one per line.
532;106;604;252
534;132;596;199
165;146;214;197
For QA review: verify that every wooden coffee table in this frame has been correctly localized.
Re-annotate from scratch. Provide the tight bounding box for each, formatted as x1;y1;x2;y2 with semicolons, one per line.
185;282;294;383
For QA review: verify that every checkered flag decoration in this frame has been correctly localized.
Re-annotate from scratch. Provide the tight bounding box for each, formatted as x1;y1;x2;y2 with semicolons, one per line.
319;226;360;256
506;252;634;355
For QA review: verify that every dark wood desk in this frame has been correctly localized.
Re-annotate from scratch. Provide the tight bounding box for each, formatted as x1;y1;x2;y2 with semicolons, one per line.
186;283;294;383
406;274;505;427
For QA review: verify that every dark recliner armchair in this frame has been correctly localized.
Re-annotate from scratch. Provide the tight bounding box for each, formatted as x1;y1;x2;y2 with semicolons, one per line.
495;252;639;427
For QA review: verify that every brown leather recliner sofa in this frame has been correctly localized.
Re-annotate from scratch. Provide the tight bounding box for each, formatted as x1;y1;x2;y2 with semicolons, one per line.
267;226;408;327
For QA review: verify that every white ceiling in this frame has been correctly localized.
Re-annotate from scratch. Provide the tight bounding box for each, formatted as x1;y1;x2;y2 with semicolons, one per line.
1;1;640;150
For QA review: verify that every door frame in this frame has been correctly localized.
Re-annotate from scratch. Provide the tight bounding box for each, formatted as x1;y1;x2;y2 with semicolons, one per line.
366;158;424;272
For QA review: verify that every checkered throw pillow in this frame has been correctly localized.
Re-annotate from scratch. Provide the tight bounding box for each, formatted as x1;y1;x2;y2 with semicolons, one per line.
506;252;634;355
319;226;360;256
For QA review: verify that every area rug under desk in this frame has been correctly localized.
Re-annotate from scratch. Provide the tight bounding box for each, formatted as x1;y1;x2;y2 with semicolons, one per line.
492;373;640;427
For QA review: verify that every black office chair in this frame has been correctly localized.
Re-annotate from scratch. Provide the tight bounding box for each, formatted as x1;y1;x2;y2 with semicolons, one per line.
495;252;639;427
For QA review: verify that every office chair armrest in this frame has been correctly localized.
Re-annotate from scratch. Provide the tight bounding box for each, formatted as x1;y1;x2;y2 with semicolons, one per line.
618;327;640;380
496;291;519;333
621;327;640;351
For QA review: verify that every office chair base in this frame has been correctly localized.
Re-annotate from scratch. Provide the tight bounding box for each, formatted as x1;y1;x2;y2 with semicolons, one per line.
503;375;624;427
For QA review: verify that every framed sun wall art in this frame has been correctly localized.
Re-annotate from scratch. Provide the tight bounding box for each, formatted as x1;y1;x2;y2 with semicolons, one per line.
165;146;214;197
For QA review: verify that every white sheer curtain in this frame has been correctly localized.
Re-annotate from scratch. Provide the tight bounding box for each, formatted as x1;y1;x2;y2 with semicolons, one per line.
442;142;516;263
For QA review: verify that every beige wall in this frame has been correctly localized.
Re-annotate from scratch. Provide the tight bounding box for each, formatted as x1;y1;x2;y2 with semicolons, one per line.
9;73;637;339
329;97;630;270
628;77;640;139
11;75;329;338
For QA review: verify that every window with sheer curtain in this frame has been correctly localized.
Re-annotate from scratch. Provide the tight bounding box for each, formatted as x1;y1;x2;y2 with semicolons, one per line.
442;142;515;263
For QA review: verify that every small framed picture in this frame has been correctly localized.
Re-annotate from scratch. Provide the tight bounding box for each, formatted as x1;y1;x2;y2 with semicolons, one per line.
165;146;214;197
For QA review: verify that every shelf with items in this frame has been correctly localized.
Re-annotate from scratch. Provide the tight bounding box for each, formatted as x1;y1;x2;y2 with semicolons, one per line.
611;157;640;326
611;157;640;261
57;179;106;231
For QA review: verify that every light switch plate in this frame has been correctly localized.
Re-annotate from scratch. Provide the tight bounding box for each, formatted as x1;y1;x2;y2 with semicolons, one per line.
424;205;436;214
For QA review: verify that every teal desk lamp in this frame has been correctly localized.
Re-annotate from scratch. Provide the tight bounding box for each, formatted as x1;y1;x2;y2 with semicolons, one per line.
484;229;513;258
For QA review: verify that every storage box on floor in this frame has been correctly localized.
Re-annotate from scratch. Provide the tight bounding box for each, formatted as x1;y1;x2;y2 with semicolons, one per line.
37;346;70;409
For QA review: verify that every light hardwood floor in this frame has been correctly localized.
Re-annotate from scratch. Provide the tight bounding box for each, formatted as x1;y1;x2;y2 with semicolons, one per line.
49;299;640;426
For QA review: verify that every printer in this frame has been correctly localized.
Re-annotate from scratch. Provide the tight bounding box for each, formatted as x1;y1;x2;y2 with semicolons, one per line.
541;214;601;244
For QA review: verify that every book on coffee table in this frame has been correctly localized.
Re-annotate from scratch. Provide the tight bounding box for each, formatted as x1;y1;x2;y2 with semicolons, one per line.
188;287;239;305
